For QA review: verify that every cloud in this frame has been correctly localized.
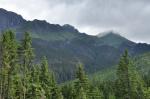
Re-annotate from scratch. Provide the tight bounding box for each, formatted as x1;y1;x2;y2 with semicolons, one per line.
0;0;150;43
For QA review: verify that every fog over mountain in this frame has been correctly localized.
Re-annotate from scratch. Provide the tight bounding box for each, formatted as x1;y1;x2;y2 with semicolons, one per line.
0;0;150;43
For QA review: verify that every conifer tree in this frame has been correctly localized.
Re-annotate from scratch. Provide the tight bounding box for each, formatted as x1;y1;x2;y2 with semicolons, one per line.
8;31;20;99
75;87;87;99
0;31;19;99
88;86;103;99
74;63;89;99
144;87;150;99
61;84;75;99
40;56;53;98
50;73;63;99
28;65;43;99
115;50;145;99
20;32;34;99
0;31;11;99
51;86;63;99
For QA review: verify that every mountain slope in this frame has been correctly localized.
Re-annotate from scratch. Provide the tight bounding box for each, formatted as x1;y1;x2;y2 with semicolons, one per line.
16;20;80;41
90;51;150;83
0;8;25;31
96;31;134;48
0;8;150;82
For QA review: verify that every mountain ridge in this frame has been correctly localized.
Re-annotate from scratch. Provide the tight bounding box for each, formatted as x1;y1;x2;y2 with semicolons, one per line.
0;8;150;82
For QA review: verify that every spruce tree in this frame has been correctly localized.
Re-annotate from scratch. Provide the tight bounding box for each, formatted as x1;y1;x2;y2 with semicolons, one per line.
61;84;75;99
74;63;89;99
50;73;63;99
28;65;43;99
115;50;145;99
40;56;52;98
0;31;19;99
88;86;103;99
0;31;11;99
19;32;34;99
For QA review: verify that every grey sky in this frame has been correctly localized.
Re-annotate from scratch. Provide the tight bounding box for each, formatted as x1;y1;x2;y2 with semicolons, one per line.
0;0;150;43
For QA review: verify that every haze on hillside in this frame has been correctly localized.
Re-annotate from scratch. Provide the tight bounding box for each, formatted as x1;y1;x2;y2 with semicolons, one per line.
0;0;150;43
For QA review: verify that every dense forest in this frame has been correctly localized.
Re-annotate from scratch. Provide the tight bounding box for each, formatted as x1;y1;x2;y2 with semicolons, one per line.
0;30;150;99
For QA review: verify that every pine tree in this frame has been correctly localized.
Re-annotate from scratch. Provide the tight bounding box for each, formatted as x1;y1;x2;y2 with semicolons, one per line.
88;86;103;99
19;32;34;99
50;73;63;99
61;84;75;99
74;63;89;99
75;87;87;99
28;65;43;99
0;31;11;99
40;56;53;98
8;31;20;99
0;31;19;99
51;86;63;99
115;50;145;99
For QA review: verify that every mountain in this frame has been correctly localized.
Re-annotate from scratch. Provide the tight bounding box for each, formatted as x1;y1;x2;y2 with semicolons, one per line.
134;52;150;74
96;31;134;48
0;8;25;31
0;8;150;82
90;51;150;83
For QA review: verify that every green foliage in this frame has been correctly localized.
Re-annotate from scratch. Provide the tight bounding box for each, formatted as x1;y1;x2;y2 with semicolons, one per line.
88;86;103;99
0;30;149;99
28;65;43;99
0;30;19;99
40;56;52;98
0;31;63;99
61;84;75;99
74;63;89;99
115;50;145;99
144;87;150;99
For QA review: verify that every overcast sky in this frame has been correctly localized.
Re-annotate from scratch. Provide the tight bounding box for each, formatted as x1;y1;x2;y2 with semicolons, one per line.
0;0;150;43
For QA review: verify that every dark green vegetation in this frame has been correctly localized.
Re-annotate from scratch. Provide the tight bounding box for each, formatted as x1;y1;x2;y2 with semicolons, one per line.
0;31;150;99
0;8;150;82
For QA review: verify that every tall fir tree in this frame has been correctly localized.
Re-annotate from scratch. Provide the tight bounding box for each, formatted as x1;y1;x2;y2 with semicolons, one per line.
0;31;11;99
40;56;53;98
0;31;19;99
50;73;63;99
19;32;35;99
28;65;43;99
115;50;145;99
74;63;89;99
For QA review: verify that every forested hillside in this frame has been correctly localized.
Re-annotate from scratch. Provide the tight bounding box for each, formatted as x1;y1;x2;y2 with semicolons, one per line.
0;8;150;82
0;31;150;99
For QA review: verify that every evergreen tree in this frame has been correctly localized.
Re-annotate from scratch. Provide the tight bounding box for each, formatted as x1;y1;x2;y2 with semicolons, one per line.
61;84;75;99
75;87;87;99
144;87;150;99
19;32;34;99
50;73;63;99
21;32;34;69
115;50;145;99
0;31;19;99
88;86;103;99
40;56;53;98
28;65;43;99
0;31;11;99
74;63;89;99
51;86;63;99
